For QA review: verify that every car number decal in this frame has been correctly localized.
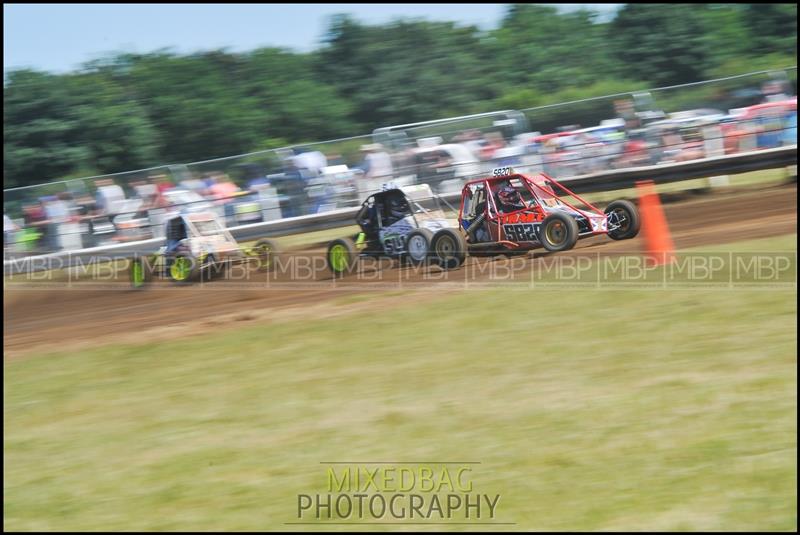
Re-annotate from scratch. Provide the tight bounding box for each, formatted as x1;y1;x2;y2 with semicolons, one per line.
382;234;406;255
492;166;513;177
503;223;539;242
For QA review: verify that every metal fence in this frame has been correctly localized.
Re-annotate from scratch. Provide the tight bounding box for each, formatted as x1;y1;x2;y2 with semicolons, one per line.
4;68;797;256
5;144;795;276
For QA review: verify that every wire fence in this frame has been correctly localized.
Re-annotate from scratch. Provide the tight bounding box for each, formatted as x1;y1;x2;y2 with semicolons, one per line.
4;68;797;255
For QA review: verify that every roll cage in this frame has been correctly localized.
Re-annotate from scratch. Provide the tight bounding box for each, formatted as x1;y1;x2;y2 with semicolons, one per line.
460;172;603;220
164;213;236;251
459;172;606;247
356;188;446;235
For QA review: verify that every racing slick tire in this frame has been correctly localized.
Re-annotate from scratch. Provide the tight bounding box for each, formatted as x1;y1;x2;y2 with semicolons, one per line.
327;237;358;277
431;229;467;270
405;228;434;266
129;255;153;290
168;253;200;284
605;199;641;240
254;238;281;272
540;212;579;252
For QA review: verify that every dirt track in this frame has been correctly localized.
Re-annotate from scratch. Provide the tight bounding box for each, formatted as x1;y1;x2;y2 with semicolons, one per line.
4;183;797;357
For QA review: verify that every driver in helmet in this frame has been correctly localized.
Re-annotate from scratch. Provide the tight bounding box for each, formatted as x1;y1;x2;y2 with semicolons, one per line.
496;185;525;213
384;195;410;226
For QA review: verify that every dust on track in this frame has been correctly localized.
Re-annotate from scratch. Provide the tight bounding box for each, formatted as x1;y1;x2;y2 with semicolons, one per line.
4;183;797;358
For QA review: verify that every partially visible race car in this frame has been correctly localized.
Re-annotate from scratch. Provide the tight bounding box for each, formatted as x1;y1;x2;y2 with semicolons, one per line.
325;184;467;275
129;211;278;287
459;168;640;257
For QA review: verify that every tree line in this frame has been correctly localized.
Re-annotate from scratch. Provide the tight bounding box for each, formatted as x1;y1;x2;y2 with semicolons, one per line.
3;3;797;188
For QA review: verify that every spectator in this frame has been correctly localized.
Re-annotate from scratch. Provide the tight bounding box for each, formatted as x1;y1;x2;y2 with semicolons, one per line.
246;174;271;191
133;178;159;210
292;147;328;177
279;159;310;217
42;193;73;251
461;130;488;160
43;193;71;223
358;143;394;181
178;176;208;196
154;174;175;196
661;127;684;163
614;131;650;169
94;178;125;215
23;203;46;228
762;80;790;103
208;173;241;204
4;213;18;248
480;132;506;161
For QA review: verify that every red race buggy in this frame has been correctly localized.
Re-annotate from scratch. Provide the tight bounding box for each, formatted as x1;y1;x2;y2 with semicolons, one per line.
453;168;640;262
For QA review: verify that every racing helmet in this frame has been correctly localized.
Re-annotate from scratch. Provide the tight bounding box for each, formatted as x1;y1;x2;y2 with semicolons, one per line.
497;185;522;206
388;195;409;214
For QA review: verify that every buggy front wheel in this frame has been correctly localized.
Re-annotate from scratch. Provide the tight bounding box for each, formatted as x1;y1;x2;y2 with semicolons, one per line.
327;238;358;277
605;200;641;240
405;228;434;266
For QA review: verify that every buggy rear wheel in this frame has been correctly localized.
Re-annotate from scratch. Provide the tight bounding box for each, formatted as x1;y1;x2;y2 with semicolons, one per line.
431;229;467;270
254;238;280;271
169;254;199;283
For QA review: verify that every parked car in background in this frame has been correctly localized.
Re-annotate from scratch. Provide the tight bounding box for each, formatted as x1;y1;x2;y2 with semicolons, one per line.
722;98;797;154
740;98;797;149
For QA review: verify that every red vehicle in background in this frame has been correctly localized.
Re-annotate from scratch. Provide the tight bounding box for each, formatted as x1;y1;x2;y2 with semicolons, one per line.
723;97;797;154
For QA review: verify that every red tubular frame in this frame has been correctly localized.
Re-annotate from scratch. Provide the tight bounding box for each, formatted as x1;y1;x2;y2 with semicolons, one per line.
458;170;610;245
531;172;604;216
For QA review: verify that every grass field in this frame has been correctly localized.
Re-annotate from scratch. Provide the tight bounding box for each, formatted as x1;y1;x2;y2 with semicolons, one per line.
4;235;797;531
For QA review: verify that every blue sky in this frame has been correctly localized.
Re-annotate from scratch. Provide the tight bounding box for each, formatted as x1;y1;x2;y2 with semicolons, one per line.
4;3;623;73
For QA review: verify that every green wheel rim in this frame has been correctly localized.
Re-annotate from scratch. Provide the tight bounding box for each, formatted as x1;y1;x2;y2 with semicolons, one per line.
329;244;348;272
131;261;145;287
170;256;192;281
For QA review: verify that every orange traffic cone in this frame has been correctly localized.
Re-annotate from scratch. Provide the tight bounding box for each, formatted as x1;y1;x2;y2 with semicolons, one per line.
636;180;676;266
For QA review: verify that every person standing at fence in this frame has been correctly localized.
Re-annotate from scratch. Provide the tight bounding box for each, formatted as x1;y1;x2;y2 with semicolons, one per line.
133;179;159;211
155;174;175;197
358;143;393;181
276;158;310;218
4;213;18;250
42;193;72;251
292;147;328;178
20;204;46;253
94;178;122;215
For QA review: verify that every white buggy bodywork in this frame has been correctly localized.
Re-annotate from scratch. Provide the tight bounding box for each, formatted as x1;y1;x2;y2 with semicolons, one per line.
373;184;460;257
160;212;243;264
